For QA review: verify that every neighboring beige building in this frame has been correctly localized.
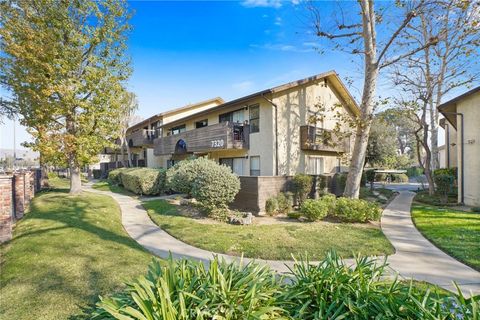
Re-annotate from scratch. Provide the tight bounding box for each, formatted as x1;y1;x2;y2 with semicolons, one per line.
439;86;480;207
438;145;446;169
152;71;360;177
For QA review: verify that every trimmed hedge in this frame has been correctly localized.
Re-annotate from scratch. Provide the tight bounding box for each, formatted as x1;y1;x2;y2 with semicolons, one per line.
391;173;409;183
108;168;166;195
292;174;313;205
301;199;329;221
165;157;199;196
265;192;293;216
333;198;382;222
434;167;457;177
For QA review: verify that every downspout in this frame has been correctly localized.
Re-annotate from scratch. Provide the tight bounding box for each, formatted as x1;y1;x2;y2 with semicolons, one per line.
442;111;464;205
261;94;279;176
445;123;450;168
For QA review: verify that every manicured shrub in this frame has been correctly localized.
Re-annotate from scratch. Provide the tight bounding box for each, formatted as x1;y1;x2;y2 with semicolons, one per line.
406;166;423;177
434;174;454;204
333;172;348;195
208;207;230;222
107;168;127;185
265;197;279;216
434;167;457;178
277;192;293;214
391;173;409;183
189;158;241;211
165;157;199;195
333;197;382;222
301;199;329;221
321;193;337;216
116;168;167;195
472;207;480;213
91;252;480;320
292;173;313;205
365;169;376;184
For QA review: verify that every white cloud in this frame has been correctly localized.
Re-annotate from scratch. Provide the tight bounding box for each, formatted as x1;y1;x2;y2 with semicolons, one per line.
232;81;255;91
291;0;301;5
274;16;282;26
250;43;315;53
241;0;282;9
262;14;269;18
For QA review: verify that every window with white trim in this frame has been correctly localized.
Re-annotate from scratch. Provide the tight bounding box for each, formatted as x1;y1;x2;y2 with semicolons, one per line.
307;156;324;175
250;156;260;176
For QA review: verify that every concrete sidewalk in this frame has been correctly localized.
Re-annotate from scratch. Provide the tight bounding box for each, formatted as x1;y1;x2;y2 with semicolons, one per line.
381;191;480;296
86;183;480;296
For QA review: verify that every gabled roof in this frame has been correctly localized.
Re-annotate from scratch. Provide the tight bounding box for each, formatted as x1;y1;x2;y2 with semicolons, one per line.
160;71;360;129
438;86;480;128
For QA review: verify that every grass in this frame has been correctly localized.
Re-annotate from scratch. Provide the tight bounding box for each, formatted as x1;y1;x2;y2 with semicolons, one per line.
144;200;395;261
412;204;480;271
414;190;458;206
92;180;134;196
0;189;153;320
359;187;396;205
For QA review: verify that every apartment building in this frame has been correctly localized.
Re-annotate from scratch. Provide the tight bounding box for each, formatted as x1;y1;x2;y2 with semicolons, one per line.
152;70;360;177
438;86;480;207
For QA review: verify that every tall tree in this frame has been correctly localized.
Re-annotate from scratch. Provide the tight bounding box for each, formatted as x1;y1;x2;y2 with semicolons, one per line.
393;0;480;171
309;0;439;198
0;0;132;193
118;92;138;168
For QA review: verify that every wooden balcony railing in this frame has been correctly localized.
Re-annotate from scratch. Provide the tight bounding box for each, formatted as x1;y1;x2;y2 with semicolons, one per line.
154;122;249;156
300;126;350;153
127;129;159;147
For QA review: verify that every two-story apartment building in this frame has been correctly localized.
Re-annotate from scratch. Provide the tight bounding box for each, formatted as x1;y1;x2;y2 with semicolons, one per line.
153;70;360;177
439;86;480;207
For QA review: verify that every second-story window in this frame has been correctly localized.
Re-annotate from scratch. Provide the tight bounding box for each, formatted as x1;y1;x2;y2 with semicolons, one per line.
195;119;208;128
170;124;186;135
249;104;260;133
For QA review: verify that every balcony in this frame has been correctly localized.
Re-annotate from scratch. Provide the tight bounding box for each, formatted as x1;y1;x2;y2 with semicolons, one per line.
300;126;350;153
128;129;158;148
154;122;249;156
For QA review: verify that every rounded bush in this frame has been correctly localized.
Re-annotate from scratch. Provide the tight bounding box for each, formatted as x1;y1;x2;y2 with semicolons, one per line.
107;168;128;185
292;174;313;205
321;193;337;216
300;199;328;221
265;197;279;215
165;157;200;195
375;172;388;182
277;192;293;214
334;198;382;222
172;158;241;211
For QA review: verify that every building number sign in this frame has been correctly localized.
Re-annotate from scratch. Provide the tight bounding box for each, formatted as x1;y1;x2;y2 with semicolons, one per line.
211;139;225;148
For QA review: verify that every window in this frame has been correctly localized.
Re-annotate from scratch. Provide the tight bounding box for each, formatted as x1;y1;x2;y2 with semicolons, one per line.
169;124;186;135
250;156;260;176
219;109;244;123
195;119;208;128
308;156;324;175
249;105;260;133
220;158;244;176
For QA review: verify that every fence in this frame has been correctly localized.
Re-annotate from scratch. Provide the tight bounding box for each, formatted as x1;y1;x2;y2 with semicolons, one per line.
0;170;38;243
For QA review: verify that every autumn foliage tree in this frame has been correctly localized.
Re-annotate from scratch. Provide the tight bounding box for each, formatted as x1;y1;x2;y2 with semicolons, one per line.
0;0;133;193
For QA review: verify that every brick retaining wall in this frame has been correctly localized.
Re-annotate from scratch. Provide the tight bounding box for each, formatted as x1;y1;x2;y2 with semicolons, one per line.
0;170;38;243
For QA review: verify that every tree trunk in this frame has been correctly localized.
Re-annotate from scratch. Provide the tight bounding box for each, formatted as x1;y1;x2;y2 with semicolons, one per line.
120;136;127;168
344;0;378;199
69;161;82;194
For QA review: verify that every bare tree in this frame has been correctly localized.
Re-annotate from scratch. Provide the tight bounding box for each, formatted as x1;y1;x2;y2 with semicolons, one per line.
308;0;439;198
118;92;138;168
394;0;480;171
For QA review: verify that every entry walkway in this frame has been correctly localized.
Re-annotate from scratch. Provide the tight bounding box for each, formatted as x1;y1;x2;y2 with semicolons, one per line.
85;184;480;296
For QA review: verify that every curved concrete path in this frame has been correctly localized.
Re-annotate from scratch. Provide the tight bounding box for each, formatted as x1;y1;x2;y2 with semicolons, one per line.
86;184;480;296
381;191;480;296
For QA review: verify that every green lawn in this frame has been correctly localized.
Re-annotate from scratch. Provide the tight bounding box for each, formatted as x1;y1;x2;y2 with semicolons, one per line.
144;200;395;261
412;204;480;271
92;180;134;196
414;190;458;206
0;189;153;320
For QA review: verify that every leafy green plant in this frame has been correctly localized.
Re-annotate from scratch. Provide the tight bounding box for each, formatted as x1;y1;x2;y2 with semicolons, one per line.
434;174;455;204
472;207;480;213
265;197;279;216
292;174;313;205
406;166;423;177
321;193;337;216
107;168;128;185
300;199;329;221
391;173;409;183
277;192;293;214
116;168;167;195
92;256;284;320
434;167;457;178
333;197;382;222
165;157;199;195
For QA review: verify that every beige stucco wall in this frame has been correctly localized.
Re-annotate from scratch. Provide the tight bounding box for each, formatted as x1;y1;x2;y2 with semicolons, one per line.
162;100;223;125
445;122;458;168
438;146;446;168
456;91;480;207
272;80;353;176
